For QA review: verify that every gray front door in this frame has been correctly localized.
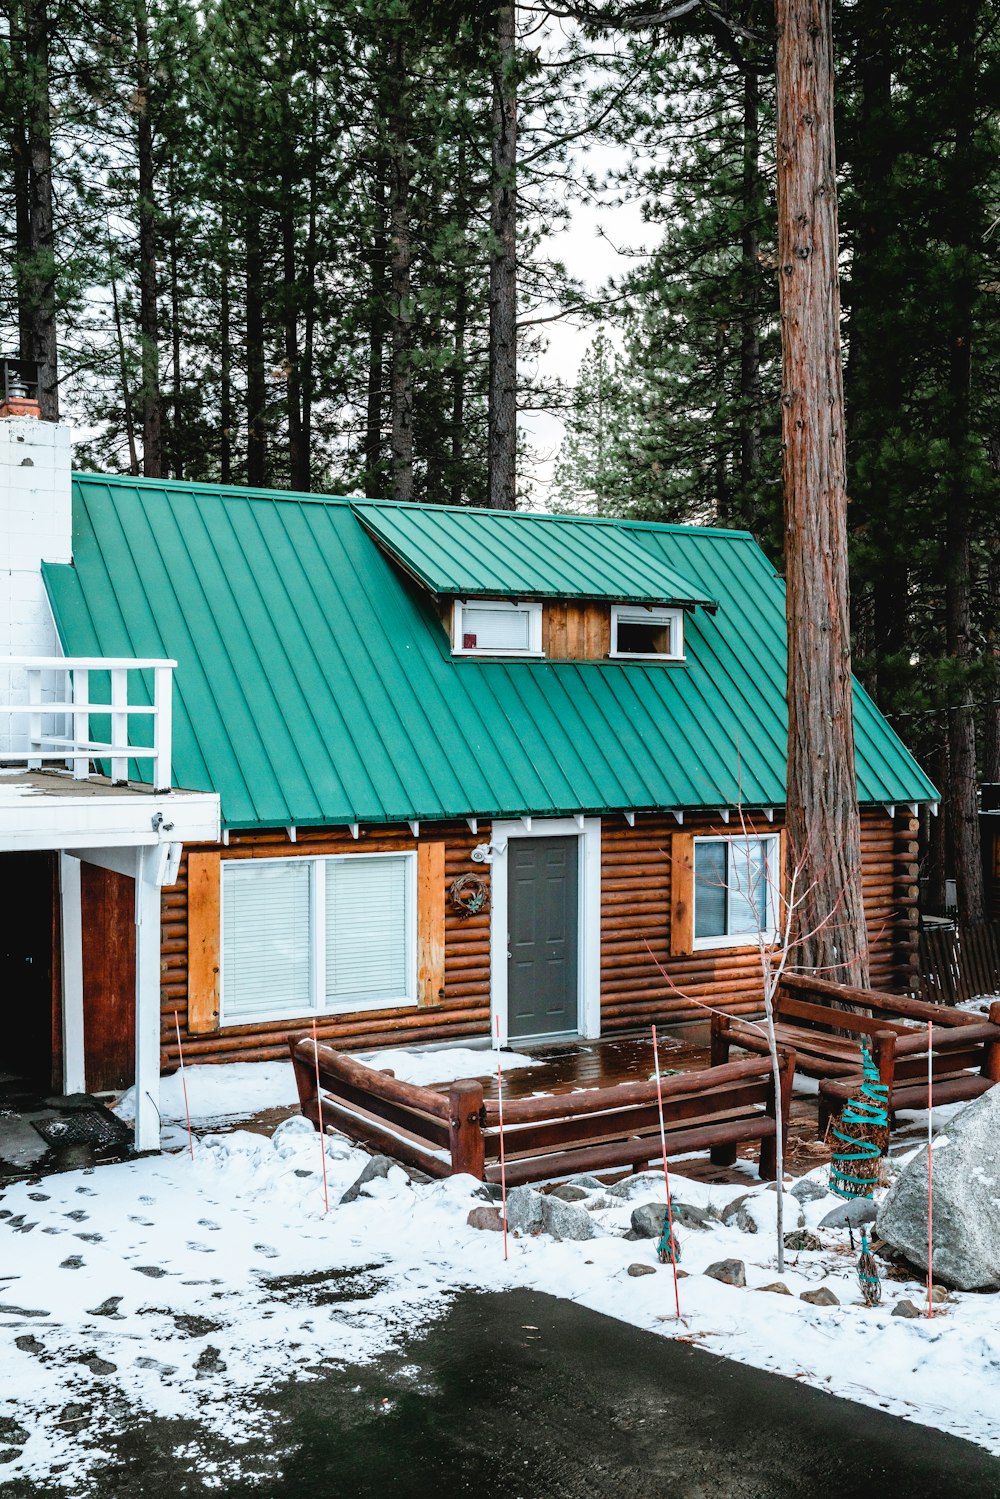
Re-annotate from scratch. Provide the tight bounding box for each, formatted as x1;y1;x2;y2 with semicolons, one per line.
507;837;579;1040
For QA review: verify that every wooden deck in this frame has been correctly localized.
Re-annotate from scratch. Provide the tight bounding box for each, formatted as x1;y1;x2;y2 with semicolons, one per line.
440;1032;831;1186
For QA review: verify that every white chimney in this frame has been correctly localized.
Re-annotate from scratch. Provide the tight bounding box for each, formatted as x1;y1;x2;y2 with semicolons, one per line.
0;382;74;753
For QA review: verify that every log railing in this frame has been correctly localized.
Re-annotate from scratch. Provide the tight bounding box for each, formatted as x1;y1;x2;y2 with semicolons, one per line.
289;1033;794;1187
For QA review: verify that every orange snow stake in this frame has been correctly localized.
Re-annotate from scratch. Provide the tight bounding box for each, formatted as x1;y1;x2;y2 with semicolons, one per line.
927;1020;933;1319
652;1025;681;1319
313;1019;330;1214
173;1011;195;1160
495;1016;509;1262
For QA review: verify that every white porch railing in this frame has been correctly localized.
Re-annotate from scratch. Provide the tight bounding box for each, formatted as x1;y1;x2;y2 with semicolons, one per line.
0;656;175;791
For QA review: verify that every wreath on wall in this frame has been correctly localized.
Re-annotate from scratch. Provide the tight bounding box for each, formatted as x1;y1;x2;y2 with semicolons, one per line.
449;873;490;919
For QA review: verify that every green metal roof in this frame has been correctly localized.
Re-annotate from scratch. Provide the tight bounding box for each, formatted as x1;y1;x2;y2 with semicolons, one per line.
352;499;719;608
42;475;938;830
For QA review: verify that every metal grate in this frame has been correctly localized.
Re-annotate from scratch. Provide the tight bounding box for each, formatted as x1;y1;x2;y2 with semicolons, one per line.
32;1108;132;1154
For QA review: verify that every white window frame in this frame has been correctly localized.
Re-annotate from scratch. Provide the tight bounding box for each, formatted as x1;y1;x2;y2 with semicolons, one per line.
219;851;417;1026
691;833;780;951
610;604;685;661
452;598;544;657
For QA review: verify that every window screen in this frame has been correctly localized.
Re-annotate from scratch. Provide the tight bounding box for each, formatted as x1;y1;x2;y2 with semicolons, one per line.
325;855;411;1007
459;602;534;652
222;859;312;1020
615;610;673;656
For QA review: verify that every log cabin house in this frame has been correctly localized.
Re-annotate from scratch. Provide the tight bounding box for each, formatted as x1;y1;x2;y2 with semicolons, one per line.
1;394;937;1153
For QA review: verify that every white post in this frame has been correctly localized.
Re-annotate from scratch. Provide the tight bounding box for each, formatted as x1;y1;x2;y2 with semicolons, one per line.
111;666;128;784
133;847;162;1152
72;666;90;780
27;666;41;769
153;665;172;792
59;853;85;1094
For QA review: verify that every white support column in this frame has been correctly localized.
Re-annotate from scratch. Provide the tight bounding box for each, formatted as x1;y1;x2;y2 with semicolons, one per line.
133;846;162;1153
59;853;85;1094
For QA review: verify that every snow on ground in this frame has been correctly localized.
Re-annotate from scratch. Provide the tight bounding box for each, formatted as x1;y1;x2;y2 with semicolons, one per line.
3;1065;1000;1490
114;1046;537;1127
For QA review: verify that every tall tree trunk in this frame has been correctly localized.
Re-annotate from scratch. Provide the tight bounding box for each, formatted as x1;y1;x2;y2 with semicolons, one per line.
24;0;57;418
388;36;413;505
487;0;517;510
280;163;303;490
365;162;387;499
219;182;232;485
108;229;140;476
776;0;869;984
245;212;267;487
300;143;318;492
943;0;986;926
10;0;33;369
168;157;183;480
738;64;761;511
983;498;1000;784
135;0;161;475
450;265;467;507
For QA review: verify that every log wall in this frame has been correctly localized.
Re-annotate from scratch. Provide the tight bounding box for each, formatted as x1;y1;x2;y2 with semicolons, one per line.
159;807;918;1068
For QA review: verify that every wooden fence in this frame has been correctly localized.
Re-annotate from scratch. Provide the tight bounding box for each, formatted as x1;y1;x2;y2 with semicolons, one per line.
919;922;1000;1006
289;1032;794;1187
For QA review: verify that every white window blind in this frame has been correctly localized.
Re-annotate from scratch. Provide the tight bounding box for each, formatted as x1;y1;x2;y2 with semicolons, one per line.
222;859;312;1021
455;599;541;654
325;855;412;1008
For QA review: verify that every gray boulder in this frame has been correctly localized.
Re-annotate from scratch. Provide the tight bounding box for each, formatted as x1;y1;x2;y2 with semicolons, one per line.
505;1185;599;1242
467;1206;503;1232
800;1286;839;1307
627;1263;657;1277
877;1086;1000;1291
631;1201;711;1237
550;1184;589;1203
819;1198;877;1230
891;1299;923;1319
790;1179;830;1205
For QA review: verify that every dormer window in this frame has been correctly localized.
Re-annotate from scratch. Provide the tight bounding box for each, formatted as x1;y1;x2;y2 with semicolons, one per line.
610;604;684;661
452;598;543;657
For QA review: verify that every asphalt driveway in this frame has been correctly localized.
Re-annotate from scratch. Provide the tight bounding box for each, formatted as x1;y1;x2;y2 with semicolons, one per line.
4;1289;999;1498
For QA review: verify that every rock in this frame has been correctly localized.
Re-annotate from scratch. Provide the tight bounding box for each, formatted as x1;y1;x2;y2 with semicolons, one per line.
877;1087;1000;1291
550;1184;589;1203
87;1297;124;1319
930;1284;951;1304
630;1203;671;1239
0;1449;20;1466
623;1229;642;1242
819;1198;877;1230
627;1263;657;1277
543;1194;600;1242
505;1185;599;1241
705;1259;746;1288
173;1314;222;1338
720;1194;750;1225
631;1201;710;1239
340;1155;395;1204
194;1345;227;1376
59;1255;84;1270
0;1420;28;1447
83;1356;117;1375
505;1186;545;1236
783;1230;822;1253
800;1286;839;1307
472;1182;502;1202
758;1281;792;1295
0;1304;48;1318
59;1404;86;1423
892;1298;923;1319
569;1175;607;1190
14;1335;43;1355
790;1178;830;1205
467;1205;504;1232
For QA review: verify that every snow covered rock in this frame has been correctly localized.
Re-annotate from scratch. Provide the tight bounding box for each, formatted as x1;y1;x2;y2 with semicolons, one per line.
340;1155;396;1204
790;1178;830;1205
737;1192;804;1235
877;1086;1000;1291
758;1282;791;1295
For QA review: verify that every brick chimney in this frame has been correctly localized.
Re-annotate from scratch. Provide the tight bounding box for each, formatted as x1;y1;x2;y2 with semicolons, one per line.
0;359;72;751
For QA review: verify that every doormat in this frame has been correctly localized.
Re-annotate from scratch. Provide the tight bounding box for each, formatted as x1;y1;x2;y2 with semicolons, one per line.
32;1107;132;1155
